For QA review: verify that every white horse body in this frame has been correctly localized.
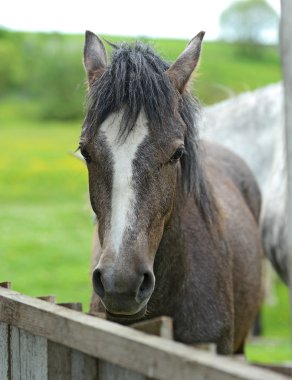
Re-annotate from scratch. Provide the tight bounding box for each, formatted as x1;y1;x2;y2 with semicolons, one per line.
202;83;289;284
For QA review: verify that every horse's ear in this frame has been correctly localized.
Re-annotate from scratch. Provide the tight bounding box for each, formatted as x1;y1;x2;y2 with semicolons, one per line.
166;31;205;92
84;30;107;84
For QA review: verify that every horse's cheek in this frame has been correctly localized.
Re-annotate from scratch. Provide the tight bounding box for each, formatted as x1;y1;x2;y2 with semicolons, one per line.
158;165;178;214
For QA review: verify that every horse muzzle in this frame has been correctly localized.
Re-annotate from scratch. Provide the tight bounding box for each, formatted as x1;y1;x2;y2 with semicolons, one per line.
92;265;155;317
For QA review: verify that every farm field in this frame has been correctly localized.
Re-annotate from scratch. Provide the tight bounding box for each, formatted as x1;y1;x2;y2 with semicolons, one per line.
0;34;290;364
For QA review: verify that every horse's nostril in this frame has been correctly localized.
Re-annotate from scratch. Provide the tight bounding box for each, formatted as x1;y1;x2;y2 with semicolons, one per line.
138;271;154;301
92;269;105;299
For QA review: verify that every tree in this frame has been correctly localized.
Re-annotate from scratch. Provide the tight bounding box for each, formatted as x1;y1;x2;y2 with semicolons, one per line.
220;0;279;57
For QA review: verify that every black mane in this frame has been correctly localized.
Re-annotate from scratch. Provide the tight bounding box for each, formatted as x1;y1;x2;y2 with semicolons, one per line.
84;42;217;225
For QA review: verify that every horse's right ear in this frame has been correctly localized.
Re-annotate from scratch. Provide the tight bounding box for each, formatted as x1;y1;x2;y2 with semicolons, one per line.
84;30;107;84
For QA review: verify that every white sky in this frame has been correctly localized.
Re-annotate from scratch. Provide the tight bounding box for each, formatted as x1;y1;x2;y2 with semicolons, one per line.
1;0;280;40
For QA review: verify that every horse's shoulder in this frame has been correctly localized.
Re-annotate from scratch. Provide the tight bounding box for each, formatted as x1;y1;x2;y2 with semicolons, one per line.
201;140;261;222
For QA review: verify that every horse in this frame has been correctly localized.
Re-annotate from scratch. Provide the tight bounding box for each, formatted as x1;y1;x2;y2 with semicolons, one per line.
80;30;262;355
202;83;291;287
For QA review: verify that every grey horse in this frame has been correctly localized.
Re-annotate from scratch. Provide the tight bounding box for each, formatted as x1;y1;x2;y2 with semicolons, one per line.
202;82;289;285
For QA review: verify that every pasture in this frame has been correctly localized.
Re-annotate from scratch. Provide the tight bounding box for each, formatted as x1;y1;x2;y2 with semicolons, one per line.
0;34;290;363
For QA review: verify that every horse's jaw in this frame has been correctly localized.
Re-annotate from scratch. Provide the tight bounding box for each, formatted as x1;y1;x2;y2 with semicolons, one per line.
105;305;147;325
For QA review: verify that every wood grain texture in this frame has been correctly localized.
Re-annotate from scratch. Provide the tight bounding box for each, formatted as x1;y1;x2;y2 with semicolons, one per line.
71;349;98;380
37;296;56;303
10;326;21;380
192;343;217;353
0;287;289;380
0;322;9;380
47;341;98;380
48;341;72;380
131;316;173;340
19;329;48;380
58;303;83;312
254;363;292;377
99;361;146;380
47;300;97;379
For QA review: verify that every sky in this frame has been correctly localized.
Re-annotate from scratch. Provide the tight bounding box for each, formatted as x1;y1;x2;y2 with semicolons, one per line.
1;0;280;40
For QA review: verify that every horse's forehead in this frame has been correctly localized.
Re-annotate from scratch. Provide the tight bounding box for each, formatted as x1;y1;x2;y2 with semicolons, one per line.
99;111;149;154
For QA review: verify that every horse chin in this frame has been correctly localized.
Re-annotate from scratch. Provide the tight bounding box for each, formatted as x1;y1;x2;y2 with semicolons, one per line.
105;305;147;325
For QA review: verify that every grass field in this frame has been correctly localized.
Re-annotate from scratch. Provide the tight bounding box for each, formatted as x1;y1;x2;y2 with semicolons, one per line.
0;118;92;304
0;36;290;363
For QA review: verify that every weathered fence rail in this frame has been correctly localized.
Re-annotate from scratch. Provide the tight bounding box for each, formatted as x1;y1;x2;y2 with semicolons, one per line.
0;284;289;380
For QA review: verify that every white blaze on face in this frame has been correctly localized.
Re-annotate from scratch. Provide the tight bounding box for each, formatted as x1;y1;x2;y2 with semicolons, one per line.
100;111;148;254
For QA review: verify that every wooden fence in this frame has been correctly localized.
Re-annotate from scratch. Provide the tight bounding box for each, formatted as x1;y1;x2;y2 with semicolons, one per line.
0;283;290;380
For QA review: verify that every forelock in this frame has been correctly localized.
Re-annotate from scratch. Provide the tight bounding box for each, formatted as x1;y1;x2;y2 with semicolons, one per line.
84;42;179;140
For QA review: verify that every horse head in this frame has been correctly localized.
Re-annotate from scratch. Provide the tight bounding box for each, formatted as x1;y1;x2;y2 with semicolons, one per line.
80;31;205;319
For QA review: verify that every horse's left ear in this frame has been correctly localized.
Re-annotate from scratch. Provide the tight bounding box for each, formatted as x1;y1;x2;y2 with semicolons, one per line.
84;30;107;84
166;31;205;92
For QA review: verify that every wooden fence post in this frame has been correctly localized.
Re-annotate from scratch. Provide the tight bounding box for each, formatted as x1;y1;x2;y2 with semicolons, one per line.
0;282;11;380
99;316;174;380
47;302;99;380
19;329;48;379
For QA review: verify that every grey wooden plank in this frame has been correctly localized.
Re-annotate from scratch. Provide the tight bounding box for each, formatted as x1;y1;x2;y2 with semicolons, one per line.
193;343;217;353
0;287;288;380
0;282;11;289
48;341;99;380
58;302;83;312
0;322;9;380
37;296;56;303
48;340;72;380
71;349;99;380
131;317;173;340
99;361;146;380
11;326;21;380
253;363;292;378
19;329;48;380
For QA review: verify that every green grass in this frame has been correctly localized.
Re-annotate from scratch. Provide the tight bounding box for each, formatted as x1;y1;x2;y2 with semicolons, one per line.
246;280;292;363
247;338;292;363
0;118;93;308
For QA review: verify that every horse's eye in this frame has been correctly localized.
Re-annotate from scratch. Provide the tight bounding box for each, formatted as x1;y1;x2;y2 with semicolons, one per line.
169;147;185;164
81;149;92;163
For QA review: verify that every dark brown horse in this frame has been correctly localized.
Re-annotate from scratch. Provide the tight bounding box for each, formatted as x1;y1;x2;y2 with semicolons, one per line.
80;31;262;354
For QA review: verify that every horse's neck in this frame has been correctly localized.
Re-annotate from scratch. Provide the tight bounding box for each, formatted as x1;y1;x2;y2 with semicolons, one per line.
149;175;221;318
149;193;190;316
